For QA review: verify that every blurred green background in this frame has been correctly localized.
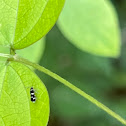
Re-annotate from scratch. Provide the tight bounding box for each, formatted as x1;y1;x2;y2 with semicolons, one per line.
33;0;126;126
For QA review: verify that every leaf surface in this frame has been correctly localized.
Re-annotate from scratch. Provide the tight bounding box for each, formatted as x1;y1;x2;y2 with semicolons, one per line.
0;61;49;126
57;0;121;57
0;0;65;49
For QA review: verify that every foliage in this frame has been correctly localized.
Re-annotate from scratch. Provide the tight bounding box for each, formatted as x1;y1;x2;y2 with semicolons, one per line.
0;0;126;126
57;0;120;57
0;0;65;125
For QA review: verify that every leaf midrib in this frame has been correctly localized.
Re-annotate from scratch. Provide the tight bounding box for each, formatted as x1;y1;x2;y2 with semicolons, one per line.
11;0;20;46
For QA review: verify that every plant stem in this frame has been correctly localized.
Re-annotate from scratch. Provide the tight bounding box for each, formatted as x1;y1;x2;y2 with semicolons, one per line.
0;53;12;58
11;54;126;125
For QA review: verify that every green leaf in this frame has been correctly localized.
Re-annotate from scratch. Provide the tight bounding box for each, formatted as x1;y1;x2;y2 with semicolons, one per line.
57;0;121;57
0;61;49;126
0;0;65;49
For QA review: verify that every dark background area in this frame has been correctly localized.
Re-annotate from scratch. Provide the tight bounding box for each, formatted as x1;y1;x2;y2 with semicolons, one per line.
36;0;126;125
